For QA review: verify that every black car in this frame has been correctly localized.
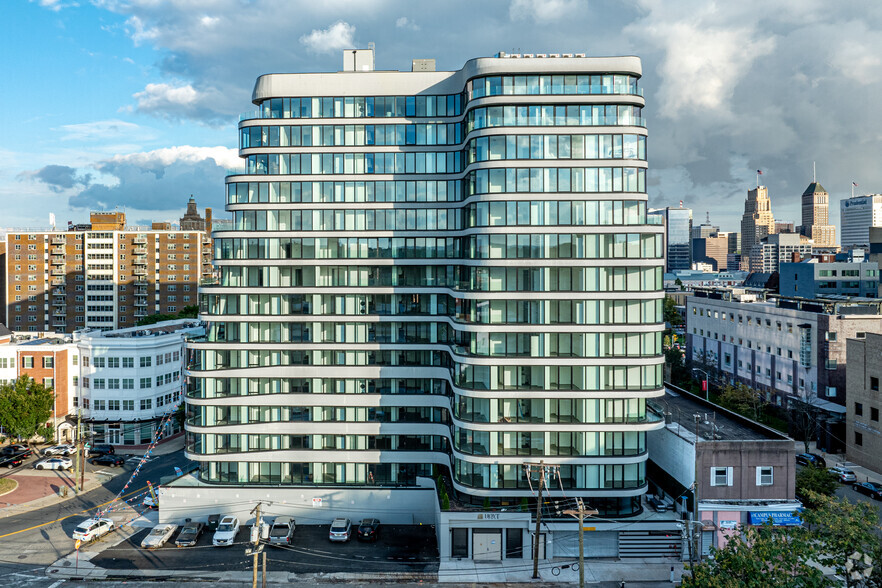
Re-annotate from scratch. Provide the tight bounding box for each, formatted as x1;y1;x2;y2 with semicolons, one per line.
175;521;204;547
88;444;115;457
795;453;826;468
357;518;381;542
1;454;25;469
853;482;882;500
1;444;31;458
89;454;125;467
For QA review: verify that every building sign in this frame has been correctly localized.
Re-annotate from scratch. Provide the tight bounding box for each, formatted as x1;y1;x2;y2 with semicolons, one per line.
312;497;323;507
719;520;738;530
477;513;500;520
748;511;801;526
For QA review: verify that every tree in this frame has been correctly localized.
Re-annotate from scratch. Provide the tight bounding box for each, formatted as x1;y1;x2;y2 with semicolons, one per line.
665;346;689;386
136;304;200;326
787;397;821;453
719;383;764;421
795;467;839;508
664;296;684;326
682;522;827;588
798;493;881;588
0;376;56;442
675;277;684;291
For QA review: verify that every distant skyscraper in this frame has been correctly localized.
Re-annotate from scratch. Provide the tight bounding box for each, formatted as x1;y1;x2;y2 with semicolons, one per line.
774;221;795;234
841;194;882;250
741;186;775;265
649;206;692;271
691;212;719;239
799;182;836;247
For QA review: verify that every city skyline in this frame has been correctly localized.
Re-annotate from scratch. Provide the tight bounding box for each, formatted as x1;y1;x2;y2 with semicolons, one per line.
4;1;882;234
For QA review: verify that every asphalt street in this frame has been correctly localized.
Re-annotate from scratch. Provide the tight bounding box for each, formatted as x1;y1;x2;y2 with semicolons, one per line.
0;448;192;581
91;523;438;576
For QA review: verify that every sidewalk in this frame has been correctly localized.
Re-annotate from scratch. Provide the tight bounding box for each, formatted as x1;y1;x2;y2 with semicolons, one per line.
797;441;882;485
439;558;682;584
0;468;108;518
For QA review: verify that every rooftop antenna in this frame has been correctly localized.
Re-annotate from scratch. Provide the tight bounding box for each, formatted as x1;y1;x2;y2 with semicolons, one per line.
706;212;710;225
813;161;816;183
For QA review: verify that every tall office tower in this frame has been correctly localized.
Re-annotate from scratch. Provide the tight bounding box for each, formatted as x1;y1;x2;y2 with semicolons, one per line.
841;194;882;250
648;206;692;272
799;182;836;247
190;50;665;515
5;208;210;333
774;221;795;234
740;186;775;265
691;212;719;240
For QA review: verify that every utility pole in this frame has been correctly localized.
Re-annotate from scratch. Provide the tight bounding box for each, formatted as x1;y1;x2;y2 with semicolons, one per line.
564;498;599;588
261;550;267;588
250;502;263;588
525;460;553;579
691;413;701;573
75;409;82;492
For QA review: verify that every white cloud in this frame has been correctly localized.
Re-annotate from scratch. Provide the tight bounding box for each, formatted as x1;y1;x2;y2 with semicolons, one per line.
31;0;78;11
106;145;240;170
395;17;419;31
128;82;229;122
133;82;199;110
300;21;356;54
57;119;147;142
509;0;580;23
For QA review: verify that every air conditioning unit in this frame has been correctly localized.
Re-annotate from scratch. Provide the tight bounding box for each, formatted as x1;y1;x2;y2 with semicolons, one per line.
575;53;586;57
535;53;547;58
549;53;560;58
523;53;534;58
562;53;573;58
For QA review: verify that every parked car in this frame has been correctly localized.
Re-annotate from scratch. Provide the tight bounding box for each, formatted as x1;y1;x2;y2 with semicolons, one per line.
357;518;381;542
1;455;25;469
212;516;240;546
42;444;76;457
142;494;159;509
35;457;72;470
1;444;32;458
88;444;115;457
72;518;114;542
141;523;178;549
830;466;857;483
328;518;352;542
89;454;125;467
796;453;826;468
854;481;882;500
175;521;204;547
268;516;295;546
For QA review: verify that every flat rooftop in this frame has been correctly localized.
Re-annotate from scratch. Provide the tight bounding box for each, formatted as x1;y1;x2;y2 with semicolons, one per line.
649;386;791;442
75;319;203;340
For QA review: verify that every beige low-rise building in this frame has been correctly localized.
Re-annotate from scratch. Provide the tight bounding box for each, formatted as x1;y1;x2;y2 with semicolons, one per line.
846;333;882;472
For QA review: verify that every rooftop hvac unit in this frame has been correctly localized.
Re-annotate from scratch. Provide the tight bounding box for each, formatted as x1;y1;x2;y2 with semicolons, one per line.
535;53;547;58
575;53;586;57
523;53;534;58
549;53;560;58
562;53;573;58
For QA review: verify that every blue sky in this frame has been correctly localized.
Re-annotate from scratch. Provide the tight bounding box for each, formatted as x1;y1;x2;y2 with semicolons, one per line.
5;0;882;235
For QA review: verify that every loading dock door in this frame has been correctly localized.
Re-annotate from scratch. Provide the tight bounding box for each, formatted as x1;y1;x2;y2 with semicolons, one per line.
473;529;503;561
506;528;524;559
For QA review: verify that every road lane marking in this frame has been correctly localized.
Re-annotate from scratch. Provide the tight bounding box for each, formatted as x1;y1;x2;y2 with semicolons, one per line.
0;486;146;540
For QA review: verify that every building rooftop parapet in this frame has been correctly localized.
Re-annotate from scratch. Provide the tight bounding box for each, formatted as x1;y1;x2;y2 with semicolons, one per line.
72;319;204;342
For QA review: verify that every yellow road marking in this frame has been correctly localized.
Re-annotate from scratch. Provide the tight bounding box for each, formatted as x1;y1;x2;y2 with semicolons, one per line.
0;486;145;540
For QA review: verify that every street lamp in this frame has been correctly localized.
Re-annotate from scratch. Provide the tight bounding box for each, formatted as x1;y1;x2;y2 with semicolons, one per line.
693;368;709;400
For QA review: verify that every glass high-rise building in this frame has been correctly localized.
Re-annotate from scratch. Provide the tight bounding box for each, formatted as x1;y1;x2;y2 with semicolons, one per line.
187;50;665;516
648;206;692;272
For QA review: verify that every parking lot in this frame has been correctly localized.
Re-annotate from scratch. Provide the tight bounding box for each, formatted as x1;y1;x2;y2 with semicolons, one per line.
91;523;438;575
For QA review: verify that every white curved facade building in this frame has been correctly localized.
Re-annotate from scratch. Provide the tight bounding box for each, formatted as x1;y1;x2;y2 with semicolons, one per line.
187;51;665;516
